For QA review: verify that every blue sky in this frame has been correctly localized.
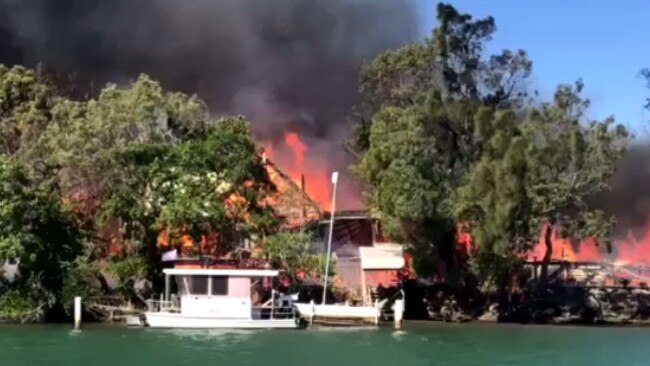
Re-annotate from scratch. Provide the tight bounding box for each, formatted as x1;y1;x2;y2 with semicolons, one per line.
416;1;650;139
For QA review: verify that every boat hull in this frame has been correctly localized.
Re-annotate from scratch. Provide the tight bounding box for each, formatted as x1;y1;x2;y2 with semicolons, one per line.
294;303;380;324
144;312;301;329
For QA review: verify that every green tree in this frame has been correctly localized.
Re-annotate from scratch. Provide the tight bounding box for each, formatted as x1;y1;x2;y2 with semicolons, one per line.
350;3;531;278
0;155;83;320
349;3;531;156
454;81;629;287
100;116;278;289
0;66;280;304
39;74;208;219
0;65;56;157
259;231;331;290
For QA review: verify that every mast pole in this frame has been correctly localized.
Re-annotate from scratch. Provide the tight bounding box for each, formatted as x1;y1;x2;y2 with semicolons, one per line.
321;172;338;305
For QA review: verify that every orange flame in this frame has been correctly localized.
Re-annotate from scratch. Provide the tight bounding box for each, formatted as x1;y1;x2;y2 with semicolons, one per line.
455;216;650;266
527;215;650;265
264;132;332;210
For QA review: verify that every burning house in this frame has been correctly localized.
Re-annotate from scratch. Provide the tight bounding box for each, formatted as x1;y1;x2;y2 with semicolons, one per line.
262;152;408;304
260;132;408;302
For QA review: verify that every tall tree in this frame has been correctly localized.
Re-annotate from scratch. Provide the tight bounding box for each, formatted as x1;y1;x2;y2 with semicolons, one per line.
0;155;83;320
350;3;531;278
454;81;629;287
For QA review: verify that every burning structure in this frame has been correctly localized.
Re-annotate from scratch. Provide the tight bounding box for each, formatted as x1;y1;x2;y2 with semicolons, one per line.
262;148;407;304
523;218;650;288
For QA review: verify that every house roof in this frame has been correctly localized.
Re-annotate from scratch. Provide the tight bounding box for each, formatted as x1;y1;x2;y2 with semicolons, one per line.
163;268;280;277
264;159;322;228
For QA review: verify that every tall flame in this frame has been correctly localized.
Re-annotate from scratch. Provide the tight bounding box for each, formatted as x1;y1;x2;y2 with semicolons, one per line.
264;132;332;210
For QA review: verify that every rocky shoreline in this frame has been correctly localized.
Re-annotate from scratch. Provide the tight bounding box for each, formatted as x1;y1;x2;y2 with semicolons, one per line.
422;285;650;326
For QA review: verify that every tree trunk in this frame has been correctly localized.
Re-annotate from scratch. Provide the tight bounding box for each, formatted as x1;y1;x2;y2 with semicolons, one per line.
539;223;553;285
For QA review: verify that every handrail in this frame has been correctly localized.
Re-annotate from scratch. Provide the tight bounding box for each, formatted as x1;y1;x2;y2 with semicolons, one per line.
147;290;299;320
146;299;180;313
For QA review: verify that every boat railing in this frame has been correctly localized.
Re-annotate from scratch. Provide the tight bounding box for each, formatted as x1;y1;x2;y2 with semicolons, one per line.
146;299;180;313
251;290;298;320
251;305;297;320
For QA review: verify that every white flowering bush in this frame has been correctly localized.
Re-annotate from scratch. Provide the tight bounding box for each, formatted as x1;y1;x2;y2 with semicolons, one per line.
101;116;278;260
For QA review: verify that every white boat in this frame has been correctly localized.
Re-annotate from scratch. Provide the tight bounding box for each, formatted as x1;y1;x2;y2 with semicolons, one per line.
289;172;402;326
144;268;302;329
294;301;381;325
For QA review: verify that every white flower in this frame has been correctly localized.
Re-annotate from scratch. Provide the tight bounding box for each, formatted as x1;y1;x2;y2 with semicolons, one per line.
215;181;232;195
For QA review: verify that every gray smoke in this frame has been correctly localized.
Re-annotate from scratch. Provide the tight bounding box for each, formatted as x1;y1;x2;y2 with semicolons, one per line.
0;0;419;209
592;143;650;238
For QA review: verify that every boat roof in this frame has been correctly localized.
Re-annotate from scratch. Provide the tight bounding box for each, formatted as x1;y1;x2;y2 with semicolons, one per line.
163;268;280;277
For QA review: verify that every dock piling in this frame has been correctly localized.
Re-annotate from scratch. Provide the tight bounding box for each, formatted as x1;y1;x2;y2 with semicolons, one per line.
74;296;82;330
393;299;404;330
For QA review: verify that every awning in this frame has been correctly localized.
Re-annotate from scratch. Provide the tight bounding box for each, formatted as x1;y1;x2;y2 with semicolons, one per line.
359;244;404;270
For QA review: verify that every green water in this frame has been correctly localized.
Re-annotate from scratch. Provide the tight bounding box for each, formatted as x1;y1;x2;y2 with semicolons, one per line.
2;323;650;366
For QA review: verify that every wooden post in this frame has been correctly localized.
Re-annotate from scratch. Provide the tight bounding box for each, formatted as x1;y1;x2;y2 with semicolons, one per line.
74;297;82;330
360;270;368;306
309;300;315;326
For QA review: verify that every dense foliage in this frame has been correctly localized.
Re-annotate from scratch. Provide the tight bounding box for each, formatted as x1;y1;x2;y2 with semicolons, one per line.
101;116;277;285
258;231;331;290
0;155;82;321
454;82;628;288
351;3;630;290
0;67;276;321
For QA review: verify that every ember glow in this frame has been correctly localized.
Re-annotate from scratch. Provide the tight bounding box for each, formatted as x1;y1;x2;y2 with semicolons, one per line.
264;132;333;210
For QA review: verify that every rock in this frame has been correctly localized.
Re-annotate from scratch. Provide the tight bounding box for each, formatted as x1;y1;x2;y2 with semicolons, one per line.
453;312;473;322
478;311;498;322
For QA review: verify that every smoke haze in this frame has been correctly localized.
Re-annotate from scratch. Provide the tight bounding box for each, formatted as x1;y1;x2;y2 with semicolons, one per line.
4;0;647;228
0;0;419;209
593;143;650;238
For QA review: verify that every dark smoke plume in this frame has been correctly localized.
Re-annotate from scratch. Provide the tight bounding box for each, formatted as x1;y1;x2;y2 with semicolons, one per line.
592;143;650;238
0;0;419;209
0;0;418;139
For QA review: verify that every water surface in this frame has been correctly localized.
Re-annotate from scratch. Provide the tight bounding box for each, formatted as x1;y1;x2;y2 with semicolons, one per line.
1;322;649;366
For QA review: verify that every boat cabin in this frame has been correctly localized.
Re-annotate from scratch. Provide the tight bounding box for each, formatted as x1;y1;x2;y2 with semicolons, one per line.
158;268;293;320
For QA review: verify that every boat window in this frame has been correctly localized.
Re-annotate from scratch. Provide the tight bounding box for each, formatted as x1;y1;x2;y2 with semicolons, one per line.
192;276;209;295
210;276;228;295
174;275;192;295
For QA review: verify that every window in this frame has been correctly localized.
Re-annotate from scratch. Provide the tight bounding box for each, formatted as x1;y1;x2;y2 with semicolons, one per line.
175;276;192;295
192;276;209;295
210;276;228;296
